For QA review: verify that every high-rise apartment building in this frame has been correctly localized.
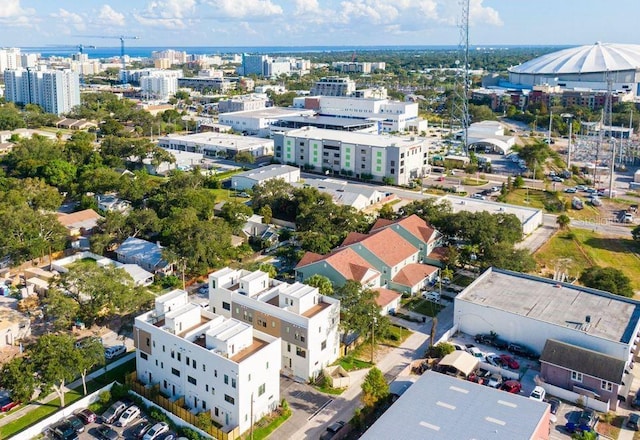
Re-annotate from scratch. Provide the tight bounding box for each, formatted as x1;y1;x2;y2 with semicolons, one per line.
0;48;22;72
4;68;80;115
310;76;357;97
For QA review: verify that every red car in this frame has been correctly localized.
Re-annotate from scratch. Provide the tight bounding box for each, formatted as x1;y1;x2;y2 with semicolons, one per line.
76;408;97;424
0;398;19;412
499;380;522;394
499;354;520;370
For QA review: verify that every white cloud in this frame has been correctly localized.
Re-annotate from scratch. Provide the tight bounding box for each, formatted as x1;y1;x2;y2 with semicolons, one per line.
0;0;36;27
470;0;503;26
98;5;126;27
51;8;86;32
134;0;197;29
293;0;321;16
203;0;283;19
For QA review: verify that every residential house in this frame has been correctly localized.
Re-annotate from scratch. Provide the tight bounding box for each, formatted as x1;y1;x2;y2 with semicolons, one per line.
56;209;102;237
373;287;402;316
96;194;131;213
0;297;31;348
296;214;440;294
208;268;340;382
134;290;281;435
51;251;155;287
241;214;278;248
115;237;173;276
540;339;630;411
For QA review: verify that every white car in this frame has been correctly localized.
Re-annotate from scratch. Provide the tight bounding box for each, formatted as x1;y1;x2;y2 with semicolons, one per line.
116;405;140;427
529;386;546;401
485;353;501;367
466;346;484;359
143;422;169;440
422;291;441;302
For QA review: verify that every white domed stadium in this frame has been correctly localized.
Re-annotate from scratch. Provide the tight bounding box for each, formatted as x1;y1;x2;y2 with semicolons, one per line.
508;42;640;94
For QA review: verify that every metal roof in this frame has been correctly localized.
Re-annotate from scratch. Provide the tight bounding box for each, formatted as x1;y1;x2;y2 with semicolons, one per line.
509;42;640;75
361;371;549;440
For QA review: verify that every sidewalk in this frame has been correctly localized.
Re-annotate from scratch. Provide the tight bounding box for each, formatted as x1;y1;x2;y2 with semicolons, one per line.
0;352;135;427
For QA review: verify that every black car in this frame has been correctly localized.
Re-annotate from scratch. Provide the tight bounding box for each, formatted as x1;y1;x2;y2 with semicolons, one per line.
320;421;346;440
491;338;509;350
632;390;640;409
474;333;496;344
507;343;539;360
96;426;119;440
66;415;85;433
547;397;561;415
628;413;640;431
52;422;79;440
131;422;152;439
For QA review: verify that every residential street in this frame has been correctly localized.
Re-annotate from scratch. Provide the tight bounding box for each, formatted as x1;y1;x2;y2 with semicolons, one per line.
273;304;455;439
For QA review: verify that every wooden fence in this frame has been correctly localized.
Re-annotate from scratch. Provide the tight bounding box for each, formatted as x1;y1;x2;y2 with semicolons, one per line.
128;373;240;440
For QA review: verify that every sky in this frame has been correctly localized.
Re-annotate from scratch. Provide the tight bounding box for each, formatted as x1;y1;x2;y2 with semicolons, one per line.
1;0;639;48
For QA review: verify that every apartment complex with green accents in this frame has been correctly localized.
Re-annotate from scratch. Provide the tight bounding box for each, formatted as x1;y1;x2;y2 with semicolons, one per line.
273;127;431;185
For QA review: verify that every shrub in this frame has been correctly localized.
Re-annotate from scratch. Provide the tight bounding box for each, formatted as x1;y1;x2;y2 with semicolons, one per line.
99;391;111;406
160;275;181;289
195;412;213;431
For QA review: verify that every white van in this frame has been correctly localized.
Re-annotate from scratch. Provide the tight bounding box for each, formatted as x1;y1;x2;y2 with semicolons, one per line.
105;345;127;359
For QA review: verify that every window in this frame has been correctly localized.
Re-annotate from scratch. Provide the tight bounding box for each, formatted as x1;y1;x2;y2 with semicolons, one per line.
321;340;327;350
146;337;150;346
171;350;175;359
258;383;266;396
206;384;209;392
202;401;207;410
155;359;158;366
203;364;206;372
214;407;219;416
188;376;197;385
296;347;306;358
186;356;190;365
177;353;181;362
171;368;180;377
571;371;583;382
266;361;269;369
232;378;236;389
193;360;197;369
223;301;230;311
224;374;229;385
140;352;148;360
214;370;218;377
601;381;613;392
225;394;235;405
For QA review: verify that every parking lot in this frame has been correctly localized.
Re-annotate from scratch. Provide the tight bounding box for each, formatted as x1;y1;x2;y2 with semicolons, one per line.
45;398;181;440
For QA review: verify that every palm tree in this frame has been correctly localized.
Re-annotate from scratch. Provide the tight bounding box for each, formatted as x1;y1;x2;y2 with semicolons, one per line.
556;214;571;230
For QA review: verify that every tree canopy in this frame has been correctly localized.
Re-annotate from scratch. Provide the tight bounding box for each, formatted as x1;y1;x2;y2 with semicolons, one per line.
579;266;633;297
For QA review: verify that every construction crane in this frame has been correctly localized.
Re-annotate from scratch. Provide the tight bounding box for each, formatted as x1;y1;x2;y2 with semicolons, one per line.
78;35;139;83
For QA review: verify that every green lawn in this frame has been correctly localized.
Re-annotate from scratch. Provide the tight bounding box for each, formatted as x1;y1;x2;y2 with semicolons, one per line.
462;178;489;186
0;359;136;439
313;383;346;395
406;298;444;317
381;324;412;347
503;189;564;212
245;407;292;440
337;355;373;372
534;229;640;293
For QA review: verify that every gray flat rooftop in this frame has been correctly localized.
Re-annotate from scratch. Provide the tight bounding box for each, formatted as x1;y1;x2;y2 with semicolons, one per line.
438;194;542;225
233;165;299;181
159;132;271;148
220;107;313;119
361;370;548;440
458;268;640;344
284;127;428;148
276;114;376;128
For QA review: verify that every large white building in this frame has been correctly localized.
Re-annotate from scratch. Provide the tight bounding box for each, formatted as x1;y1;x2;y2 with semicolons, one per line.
208;268;341;381
134;289;281;435
218;94;268;113
310;76;356;97
158;132;274;158
0;48;22;72
274;127;430;185
218;107;315;137
230;165;300;191
4;68;80;115
293;96;420;132
140;71;181;101
455;268;640;363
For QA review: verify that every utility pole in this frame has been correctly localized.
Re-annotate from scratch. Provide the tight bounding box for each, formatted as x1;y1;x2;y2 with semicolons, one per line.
370;316;377;364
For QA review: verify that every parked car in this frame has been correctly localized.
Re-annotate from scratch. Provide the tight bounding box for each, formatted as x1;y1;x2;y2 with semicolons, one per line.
143;422;170;440
490;338;510;350
465;346;484;359
0;397;19;412
529;386;546;401
547;397;561;415
52;422;79;440
471;193;486;200
627;413;640;431
632;390;640;409
65;415;85;433
485;353;501;367
452;344;464;351
486;373;502;388
131;422;152;439
96;426;119;440
116;405;141;427
565;409;597;433
75;408;97;424
105;345;127;360
499;380;522;394
499;354;520;370
198;285;209;295
474;333;496;345
552;176;564;182
101;401;127;424
320;421;346;440
564;187;577;193
422;291;441;301
507;343;539;360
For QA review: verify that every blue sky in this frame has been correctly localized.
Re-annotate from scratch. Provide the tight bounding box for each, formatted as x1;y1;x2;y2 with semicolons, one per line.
1;0;639;48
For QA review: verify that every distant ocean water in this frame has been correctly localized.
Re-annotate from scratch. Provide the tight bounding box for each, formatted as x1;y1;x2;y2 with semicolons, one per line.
21;45;553;59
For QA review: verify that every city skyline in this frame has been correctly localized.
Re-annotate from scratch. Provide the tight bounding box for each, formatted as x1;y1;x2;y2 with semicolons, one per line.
1;0;639;49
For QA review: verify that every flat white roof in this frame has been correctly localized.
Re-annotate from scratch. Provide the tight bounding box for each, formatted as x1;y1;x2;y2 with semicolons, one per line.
220;107;314;119
280;282;316;299
159;132;271;149
157;289;187;304
241;270;266;283
438;195;542;226
284;127;428;148
458;268;640;344
233;165;299;181
207;317;250;341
